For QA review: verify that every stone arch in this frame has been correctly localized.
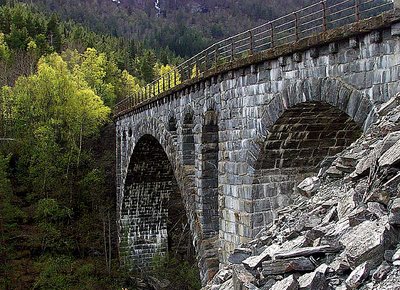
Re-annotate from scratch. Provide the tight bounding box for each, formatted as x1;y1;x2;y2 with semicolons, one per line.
168;114;177;132
120;134;196;270
200;108;220;238
182;106;195;166
120;117;178;186
247;77;375;236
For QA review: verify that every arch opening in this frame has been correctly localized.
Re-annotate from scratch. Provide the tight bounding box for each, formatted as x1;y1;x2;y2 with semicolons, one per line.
183;110;195;166
200;109;219;237
120;134;195;269
251;102;362;236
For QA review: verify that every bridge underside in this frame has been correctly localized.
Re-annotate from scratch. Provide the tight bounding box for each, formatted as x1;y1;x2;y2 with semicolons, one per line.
120;135;194;269
251;102;362;235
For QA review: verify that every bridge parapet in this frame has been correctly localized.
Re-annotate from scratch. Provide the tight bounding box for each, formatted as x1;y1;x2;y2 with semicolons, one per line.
115;0;394;118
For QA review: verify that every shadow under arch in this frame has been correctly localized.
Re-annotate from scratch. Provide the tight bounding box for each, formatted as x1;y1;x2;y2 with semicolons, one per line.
120;134;196;270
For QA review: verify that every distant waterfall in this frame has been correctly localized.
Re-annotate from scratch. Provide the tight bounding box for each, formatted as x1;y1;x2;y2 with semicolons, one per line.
155;0;161;16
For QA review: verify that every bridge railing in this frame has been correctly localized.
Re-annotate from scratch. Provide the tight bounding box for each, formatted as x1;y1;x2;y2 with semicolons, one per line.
114;0;394;117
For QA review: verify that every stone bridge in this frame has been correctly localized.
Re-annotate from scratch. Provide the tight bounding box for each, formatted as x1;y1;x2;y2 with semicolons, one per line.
115;2;400;284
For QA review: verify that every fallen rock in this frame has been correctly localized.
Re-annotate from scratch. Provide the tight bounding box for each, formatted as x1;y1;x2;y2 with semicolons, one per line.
229;248;252;264
378;93;400;115
261;257;315;276
270;275;299;290
337;189;359;220
274;245;340;260
364;189;390;206
353;154;375;178
389;198;400;225
219;279;234;290
340;217;398;268
379;139;400;167
392;248;400;262
372;261;391;282
297;177;320;197
232;264;256;289
325;166;345;178
348;207;376;227
367;202;388;218
298;270;327;290
345;261;371;289
330;255;351;274
214;269;232;284
242;244;280;270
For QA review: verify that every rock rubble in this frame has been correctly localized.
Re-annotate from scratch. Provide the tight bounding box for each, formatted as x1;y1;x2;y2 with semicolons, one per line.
203;94;400;290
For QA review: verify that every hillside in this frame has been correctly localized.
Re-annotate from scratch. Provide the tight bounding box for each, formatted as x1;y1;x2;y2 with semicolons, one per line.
19;0;314;57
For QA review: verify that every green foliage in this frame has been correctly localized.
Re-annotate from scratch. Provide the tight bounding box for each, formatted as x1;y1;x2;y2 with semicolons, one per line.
35;198;72;222
153;63;181;94
0;2;181;88
0;154;26;289
34;256;102;290
0;32;10;60
5;53;110;196
151;254;201;290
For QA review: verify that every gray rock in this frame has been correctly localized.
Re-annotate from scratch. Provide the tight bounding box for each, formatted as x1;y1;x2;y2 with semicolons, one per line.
379;139;400;167
340;217;398;268
337;189;359;220
232;264;256;290
219;279;234;290
214;269;233;284
367;202;388;218
389;198;400;225
325;166;345;179
378;93;400;116
345;261;371;289
348;208;376;227
384;250;396;262
364;190;390;206
274;245;340;260
321;207;338;225
242;244;280;270
330;255;351;274
372;262;391;282
229;248;252;264
270;275;299;290
298;270;327;290
353;154;375;177
392;248;400;261
297;177;321;197
262;257;315;276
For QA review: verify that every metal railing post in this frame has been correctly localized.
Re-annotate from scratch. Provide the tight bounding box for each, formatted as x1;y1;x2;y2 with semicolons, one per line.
355;0;360;22
174;70;177;87
230;37;234;62
321;1;327;31
271;22;275;47
294;12;299;41
214;45;219;67
205;50;208;71
249;30;254;55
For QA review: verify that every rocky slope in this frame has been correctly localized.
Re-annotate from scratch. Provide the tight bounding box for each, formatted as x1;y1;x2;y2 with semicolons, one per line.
205;94;400;290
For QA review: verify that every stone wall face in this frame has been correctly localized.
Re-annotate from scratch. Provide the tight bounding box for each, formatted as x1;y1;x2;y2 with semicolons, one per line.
116;22;400;282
